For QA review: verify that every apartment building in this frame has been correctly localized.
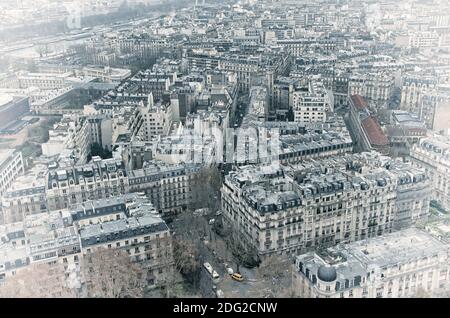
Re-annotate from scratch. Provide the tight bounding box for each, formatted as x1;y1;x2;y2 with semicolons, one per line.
81;66;131;83
272;77;298;117
1;166;48;224
218;55;261;92
291;81;333;123
419;86;450;132
221;164;395;257
138;99;174;141
0;210;80;287
46;157;129;211
0;150;24;197
388;161;430;229
293;228;450;298
400;75;437;117
410;134;450;212
42;115;92;165
277;38;337;56
185;48;221;72
25;211;81;269
409;31;440;48
17;72;74;90
221;152;430;258
127;162;200;215
348;72;394;106
1;193;173;289
87;115;113;151
0;221;28;283
79;213;173;287
248;86;269;122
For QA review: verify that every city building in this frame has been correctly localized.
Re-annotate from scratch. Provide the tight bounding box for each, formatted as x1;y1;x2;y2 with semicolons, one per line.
0;149;24;197
79;213;173;287
221;152;429;258
293;228;450;298
410;134;450;212
291;81;333;123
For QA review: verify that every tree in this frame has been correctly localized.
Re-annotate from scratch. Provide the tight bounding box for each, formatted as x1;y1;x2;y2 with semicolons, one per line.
252;254;294;298
89;142;113;161
189;166;223;212
223;226;260;273
80;248;146;298
167;211;207;292
157;238;201;297
0;262;77;298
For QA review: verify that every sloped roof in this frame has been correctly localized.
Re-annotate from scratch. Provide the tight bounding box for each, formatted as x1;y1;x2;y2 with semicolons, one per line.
350;94;368;111
362;116;389;146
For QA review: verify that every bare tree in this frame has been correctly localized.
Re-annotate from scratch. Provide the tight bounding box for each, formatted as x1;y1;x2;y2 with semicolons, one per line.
189;167;223;212
0;262;77;298
223;226;259;273
176;210;210;243
252;254;294;298
173;239;200;279
157;238;201;297
168;212;207;292
81;248;146;298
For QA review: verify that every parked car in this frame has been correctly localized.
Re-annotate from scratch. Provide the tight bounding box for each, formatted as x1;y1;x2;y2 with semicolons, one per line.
231;272;244;282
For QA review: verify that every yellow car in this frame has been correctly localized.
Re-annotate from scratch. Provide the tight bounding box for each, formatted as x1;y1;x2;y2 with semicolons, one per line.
231;273;244;282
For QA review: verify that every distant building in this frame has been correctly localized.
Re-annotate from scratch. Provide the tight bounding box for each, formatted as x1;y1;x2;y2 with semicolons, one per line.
81;66;131;83
17;72;73;90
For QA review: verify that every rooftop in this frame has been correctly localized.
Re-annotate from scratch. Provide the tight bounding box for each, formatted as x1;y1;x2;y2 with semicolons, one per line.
361;116;389;147
350;94;368;111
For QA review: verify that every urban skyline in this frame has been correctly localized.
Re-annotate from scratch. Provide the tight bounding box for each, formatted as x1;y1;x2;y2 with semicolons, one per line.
0;0;449;302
